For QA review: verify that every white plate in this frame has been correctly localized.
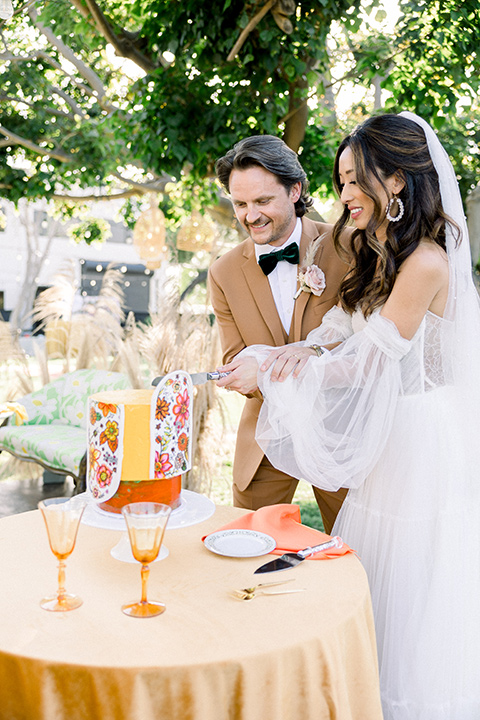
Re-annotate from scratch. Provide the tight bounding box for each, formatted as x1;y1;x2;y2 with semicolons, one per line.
204;529;276;558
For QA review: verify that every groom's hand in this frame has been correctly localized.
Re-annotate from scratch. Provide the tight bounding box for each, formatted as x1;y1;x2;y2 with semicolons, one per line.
215;356;260;395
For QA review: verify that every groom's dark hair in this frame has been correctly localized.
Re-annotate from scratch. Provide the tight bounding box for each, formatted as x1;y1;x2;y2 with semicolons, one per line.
215;135;313;217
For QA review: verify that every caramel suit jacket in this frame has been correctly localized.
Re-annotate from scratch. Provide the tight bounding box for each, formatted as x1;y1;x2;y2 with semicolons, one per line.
208;216;349;491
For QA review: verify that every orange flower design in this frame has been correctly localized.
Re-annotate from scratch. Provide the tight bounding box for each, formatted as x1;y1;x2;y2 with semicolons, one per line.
98;402;117;417
90;407;97;425
89;446;101;469
178;433;188;452
154;451;173;478
173;389;189;428
100;420;119;452
156;398;170;421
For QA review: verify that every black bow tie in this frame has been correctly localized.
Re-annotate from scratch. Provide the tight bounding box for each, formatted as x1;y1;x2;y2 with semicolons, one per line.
258;242;300;276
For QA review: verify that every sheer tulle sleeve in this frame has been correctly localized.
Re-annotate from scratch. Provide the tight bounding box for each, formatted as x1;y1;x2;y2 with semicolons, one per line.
255;312;412;491
305;305;354;344
237;305;355;366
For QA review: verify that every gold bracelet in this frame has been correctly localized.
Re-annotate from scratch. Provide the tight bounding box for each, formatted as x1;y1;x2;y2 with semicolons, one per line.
308;344;326;357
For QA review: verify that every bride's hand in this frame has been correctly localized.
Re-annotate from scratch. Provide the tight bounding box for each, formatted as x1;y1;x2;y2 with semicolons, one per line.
260;346;316;381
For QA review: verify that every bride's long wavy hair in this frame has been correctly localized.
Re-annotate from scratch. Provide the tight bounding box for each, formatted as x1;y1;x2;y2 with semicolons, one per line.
332;114;458;316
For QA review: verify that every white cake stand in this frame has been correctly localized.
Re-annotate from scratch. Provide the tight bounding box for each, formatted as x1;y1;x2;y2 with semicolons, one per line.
78;490;216;563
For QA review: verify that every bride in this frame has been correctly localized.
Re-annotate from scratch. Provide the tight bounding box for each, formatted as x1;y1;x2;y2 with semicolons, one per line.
216;112;480;719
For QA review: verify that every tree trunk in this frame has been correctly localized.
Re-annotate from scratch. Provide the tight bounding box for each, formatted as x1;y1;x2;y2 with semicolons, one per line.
283;76;309;152
10;201;57;334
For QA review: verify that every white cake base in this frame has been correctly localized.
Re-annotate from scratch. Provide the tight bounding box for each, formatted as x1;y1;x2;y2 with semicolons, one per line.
80;489;215;531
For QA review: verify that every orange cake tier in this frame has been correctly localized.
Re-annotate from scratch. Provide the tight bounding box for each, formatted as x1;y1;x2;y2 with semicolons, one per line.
88;389;182;514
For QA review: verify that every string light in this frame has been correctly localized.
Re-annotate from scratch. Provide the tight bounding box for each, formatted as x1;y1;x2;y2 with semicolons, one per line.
176;211;215;252
133;198;167;270
0;1;13;20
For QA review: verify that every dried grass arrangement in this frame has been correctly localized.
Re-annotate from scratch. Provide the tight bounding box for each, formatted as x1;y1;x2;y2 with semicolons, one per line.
32;260;126;373
0;321;35;400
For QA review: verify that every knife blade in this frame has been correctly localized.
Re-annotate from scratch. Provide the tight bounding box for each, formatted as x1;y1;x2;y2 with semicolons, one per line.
152;371;231;387
253;536;344;574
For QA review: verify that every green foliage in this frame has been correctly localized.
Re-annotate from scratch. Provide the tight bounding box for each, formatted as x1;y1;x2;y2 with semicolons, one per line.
0;0;359;208
0;0;478;215
67;218;112;245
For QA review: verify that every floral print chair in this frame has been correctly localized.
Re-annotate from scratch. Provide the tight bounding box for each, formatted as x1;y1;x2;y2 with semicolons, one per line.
0;369;130;492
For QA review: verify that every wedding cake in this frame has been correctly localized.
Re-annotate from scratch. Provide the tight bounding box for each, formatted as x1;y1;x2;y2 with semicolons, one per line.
87;372;193;513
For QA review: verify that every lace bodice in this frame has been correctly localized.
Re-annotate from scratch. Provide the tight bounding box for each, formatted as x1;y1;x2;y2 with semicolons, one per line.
352;309;451;394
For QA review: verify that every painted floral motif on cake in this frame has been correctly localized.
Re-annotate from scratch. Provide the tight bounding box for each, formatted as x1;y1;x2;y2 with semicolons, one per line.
150;371;194;480
87;401;125;502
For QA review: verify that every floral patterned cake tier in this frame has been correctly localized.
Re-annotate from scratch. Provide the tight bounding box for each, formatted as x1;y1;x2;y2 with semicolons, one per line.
87;371;193;513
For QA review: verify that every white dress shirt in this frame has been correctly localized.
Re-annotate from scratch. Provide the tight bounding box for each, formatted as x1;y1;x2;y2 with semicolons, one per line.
254;217;301;334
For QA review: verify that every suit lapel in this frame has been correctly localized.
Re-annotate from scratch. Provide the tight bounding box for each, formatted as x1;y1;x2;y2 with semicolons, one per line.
241;242;287;346
289;218;323;342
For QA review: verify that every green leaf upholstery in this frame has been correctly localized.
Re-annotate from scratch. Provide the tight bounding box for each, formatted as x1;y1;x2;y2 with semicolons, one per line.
0;369;131;481
0;425;87;476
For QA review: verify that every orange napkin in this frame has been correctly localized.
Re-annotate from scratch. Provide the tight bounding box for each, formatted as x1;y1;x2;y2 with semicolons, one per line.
204;504;354;560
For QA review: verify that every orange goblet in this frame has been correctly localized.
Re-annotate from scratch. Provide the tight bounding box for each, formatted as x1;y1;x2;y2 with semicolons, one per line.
121;502;171;618
38;496;87;612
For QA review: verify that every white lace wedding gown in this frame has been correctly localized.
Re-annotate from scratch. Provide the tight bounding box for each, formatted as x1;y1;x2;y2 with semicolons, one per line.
329;310;480;720
239;112;480;718
243;305;480;719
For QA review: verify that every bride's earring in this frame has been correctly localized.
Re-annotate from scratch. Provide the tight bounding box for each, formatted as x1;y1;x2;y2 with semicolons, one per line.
386;195;405;222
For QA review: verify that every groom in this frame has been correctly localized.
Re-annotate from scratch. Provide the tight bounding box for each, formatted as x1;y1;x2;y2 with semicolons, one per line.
208;135;349;533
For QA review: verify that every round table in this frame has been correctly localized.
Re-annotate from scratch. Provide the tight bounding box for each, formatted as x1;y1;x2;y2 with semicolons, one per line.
0;503;383;720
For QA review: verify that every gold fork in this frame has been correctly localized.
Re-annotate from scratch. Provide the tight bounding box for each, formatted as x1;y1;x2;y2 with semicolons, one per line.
231;587;306;601
240;578;296;593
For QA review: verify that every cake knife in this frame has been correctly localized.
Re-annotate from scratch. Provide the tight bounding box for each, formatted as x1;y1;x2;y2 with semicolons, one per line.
253;537;344;574
151;371;231;386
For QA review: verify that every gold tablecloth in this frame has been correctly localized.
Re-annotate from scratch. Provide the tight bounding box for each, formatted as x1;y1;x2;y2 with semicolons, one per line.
0;504;383;720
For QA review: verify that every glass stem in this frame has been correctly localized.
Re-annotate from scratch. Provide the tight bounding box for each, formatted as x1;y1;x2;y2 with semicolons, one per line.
57;559;67;603
140;564;150;604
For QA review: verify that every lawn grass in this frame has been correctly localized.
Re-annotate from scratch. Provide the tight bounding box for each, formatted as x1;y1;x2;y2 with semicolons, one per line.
294;500;324;532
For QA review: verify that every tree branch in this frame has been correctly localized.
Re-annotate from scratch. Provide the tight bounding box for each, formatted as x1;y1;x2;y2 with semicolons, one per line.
28;5;116;111
52;189;143;201
111;171;169;192
0;49;99;110
227;0;277;62
50;87;87;118
70;0;159;74
50;172;171;201
0;125;73;162
0;94;76;120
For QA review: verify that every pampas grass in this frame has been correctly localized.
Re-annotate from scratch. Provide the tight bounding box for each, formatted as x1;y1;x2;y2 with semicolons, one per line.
33;261;126;371
70;265;126;370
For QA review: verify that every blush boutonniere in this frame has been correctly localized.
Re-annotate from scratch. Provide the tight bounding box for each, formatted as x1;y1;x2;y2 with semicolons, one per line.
294;234;326;300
